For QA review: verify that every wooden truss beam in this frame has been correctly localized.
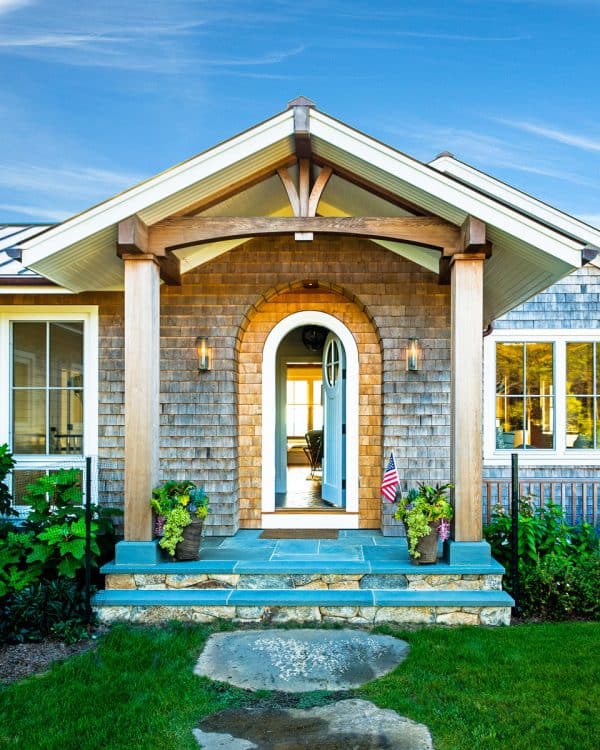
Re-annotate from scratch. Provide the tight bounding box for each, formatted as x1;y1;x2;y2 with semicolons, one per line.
117;215;181;286
439;216;492;284
277;162;334;239
148;215;461;255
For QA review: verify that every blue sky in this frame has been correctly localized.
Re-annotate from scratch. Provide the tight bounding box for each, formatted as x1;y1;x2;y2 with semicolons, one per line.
0;0;599;227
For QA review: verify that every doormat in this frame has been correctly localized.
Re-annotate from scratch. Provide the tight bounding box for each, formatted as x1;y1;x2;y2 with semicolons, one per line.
259;529;339;540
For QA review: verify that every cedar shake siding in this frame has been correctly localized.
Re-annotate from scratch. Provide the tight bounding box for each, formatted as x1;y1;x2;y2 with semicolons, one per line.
3;235;452;535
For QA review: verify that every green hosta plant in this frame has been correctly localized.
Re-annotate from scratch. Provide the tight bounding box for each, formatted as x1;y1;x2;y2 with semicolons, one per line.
151;482;209;556
0;469;120;599
484;496;600;620
394;482;453;559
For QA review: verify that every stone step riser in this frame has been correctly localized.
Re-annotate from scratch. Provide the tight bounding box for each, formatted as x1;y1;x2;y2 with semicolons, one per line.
94;586;514;626
105;572;504;592
95;603;512;627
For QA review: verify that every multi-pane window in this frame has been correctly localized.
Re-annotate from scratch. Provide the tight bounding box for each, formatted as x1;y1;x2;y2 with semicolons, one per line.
495;342;554;449
11;321;84;455
491;336;600;456
566;342;599;449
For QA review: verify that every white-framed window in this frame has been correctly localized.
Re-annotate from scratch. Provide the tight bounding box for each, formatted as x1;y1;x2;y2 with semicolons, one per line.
484;329;600;465
0;306;98;507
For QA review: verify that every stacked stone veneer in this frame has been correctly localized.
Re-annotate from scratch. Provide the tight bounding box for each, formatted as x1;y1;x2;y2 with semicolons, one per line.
3;236;451;535
99;571;510;626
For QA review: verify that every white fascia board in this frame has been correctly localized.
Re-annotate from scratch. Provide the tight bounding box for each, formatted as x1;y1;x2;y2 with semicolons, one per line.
310;111;584;268
430;155;600;248
0;286;73;295
20;111;294;267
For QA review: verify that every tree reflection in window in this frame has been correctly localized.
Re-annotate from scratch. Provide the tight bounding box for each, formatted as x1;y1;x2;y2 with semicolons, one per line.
495;342;554;449
566;342;598;449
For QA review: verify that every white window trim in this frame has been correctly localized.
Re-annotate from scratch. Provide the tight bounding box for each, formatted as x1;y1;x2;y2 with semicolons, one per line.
0;306;98;474
484;328;600;466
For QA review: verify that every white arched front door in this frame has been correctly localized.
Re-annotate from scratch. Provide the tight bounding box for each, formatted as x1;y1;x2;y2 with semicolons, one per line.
261;311;359;529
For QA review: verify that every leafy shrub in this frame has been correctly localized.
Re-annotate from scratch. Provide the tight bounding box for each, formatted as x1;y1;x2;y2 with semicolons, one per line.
0;578;92;644
0;443;17;517
0;467;120;643
0;469;120;598
484;496;600;620
520;554;600;621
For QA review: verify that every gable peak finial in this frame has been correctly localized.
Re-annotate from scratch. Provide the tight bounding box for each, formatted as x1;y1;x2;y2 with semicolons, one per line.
288;95;316;109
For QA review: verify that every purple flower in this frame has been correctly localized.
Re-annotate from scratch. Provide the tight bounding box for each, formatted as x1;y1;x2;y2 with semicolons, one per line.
154;515;165;537
438;518;450;542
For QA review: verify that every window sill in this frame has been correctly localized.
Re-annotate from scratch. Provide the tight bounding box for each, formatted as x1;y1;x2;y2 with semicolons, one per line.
485;450;600;467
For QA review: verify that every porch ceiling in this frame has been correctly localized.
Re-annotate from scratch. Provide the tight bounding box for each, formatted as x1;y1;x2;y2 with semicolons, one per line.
13;102;596;321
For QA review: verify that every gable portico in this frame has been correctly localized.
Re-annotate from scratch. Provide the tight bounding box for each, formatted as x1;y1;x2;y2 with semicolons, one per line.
6;99;593;577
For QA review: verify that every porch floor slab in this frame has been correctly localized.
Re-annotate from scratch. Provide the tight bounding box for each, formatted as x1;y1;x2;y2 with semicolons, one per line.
102;530;506;576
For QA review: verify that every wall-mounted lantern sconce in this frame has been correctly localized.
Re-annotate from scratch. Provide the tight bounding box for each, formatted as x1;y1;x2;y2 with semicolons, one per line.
406;337;420;372
195;336;212;372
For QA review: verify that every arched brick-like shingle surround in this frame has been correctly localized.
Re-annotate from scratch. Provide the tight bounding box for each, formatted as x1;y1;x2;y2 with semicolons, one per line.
237;283;383;528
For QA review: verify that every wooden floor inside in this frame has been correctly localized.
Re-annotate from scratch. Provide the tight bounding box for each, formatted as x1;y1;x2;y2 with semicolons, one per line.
275;464;335;510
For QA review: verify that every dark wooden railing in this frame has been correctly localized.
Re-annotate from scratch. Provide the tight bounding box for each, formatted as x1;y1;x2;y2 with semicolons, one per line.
483;478;600;527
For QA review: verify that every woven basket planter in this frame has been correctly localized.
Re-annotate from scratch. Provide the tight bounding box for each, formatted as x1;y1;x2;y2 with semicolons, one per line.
411;523;439;565
175;520;204;561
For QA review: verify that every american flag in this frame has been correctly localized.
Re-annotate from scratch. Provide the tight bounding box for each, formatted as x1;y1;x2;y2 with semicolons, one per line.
380;452;400;502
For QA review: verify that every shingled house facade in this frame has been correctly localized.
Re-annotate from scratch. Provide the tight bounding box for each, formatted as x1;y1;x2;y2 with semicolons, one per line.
1;100;599;574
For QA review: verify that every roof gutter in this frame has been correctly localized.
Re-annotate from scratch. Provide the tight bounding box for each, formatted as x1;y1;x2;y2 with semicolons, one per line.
581;245;599;265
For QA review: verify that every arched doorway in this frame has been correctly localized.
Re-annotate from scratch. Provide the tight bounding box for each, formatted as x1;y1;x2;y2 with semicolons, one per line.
262;311;359;528
237;283;382;531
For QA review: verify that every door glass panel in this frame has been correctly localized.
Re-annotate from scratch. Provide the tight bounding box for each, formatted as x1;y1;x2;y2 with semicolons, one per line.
49;389;84;454
12;322;46;387
325;340;340;387
12;389;46;453
11;319;85;455
49;322;83;387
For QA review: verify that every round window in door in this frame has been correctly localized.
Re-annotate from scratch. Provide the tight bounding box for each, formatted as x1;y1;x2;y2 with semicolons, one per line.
324;337;341;388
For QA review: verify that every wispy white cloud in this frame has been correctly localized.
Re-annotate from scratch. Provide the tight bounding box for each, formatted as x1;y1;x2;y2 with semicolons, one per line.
0;33;125;49
393;30;530;42
0;0;31;15
384;122;595;187
494;118;600;153
0;1;306;73
0;164;142;199
0;202;66;222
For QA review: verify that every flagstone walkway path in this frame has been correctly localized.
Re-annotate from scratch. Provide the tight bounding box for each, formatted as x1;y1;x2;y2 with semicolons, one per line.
194;628;434;749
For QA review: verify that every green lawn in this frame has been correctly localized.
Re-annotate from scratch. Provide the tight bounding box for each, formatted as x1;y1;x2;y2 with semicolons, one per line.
0;621;598;750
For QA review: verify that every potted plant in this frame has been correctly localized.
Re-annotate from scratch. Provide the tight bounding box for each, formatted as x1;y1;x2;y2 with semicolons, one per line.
150;481;209;560
394;482;453;564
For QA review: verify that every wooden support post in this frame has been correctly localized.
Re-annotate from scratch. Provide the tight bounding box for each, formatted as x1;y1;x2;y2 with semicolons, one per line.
450;253;486;542
123;254;160;540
